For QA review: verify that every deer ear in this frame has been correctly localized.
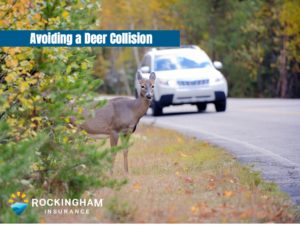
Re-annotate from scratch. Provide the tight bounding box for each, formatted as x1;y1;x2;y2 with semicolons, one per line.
137;70;143;81
149;72;156;81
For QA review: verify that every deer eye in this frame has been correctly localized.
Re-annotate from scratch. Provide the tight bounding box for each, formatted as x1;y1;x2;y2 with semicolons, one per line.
141;85;145;89
152;85;155;88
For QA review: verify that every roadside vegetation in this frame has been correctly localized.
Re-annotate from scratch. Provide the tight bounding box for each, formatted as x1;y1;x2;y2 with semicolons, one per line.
0;1;125;222
45;125;299;223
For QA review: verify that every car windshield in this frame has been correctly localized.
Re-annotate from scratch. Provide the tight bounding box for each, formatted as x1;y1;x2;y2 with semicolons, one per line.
154;52;212;71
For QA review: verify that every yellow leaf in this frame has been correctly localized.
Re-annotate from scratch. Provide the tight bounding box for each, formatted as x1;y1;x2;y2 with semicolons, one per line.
18;96;33;109
8;48;16;56
5;57;18;68
81;62;87;70
19;81;29;92
33;13;41;21
78;107;83;113
33;95;41;102
29;78;37;85
16;21;24;28
1;102;10;111
66;65;72;74
31;163;39;171
63;137;69;143
62;11;69;19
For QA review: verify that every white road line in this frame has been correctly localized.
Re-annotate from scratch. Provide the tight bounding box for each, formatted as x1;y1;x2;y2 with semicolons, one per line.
142;118;300;168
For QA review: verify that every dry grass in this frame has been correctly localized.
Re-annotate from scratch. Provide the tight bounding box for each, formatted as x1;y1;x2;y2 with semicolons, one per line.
45;125;299;223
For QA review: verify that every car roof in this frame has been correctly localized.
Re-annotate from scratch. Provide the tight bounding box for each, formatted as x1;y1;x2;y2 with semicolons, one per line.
145;46;211;64
146;46;206;57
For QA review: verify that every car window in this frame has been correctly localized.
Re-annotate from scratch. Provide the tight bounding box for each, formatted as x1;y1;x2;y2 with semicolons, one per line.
154;51;212;71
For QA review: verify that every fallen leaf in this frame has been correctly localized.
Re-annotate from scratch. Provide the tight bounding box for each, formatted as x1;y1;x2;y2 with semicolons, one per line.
183;176;194;184
223;190;233;197
190;205;199;214
179;152;188;158
206;181;216;190
133;182;141;190
185;189;193;195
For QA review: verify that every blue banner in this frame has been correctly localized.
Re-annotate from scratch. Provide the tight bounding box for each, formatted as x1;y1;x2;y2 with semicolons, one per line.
0;30;180;47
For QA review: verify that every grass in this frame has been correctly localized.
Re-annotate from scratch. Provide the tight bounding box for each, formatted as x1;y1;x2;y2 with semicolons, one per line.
44;124;299;223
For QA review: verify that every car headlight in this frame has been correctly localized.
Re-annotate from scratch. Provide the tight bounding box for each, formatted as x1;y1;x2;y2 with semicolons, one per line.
158;79;177;87
167;80;177;87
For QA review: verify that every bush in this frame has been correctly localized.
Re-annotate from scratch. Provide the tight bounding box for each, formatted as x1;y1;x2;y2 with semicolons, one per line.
0;0;124;222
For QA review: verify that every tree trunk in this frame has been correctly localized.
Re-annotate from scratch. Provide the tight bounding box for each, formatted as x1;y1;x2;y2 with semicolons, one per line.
132;47;140;68
116;48;131;96
130;23;140;67
119;63;132;96
277;35;288;98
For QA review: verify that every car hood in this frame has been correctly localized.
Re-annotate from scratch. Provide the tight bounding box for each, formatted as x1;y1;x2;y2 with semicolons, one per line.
153;68;222;81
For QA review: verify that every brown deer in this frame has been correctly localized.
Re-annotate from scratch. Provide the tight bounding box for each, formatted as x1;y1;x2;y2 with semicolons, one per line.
79;71;156;173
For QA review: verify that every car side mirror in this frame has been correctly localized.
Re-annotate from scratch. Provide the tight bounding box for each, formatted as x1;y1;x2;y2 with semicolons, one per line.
140;66;150;73
213;61;223;70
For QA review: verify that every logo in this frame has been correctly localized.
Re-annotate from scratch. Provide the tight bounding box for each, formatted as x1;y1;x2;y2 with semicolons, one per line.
8;192;29;216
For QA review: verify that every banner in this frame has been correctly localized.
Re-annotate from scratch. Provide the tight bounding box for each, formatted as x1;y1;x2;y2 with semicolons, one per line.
0;30;180;47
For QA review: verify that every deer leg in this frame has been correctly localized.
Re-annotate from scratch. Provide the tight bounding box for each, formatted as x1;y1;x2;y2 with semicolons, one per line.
123;134;130;173
123;149;129;173
109;131;119;174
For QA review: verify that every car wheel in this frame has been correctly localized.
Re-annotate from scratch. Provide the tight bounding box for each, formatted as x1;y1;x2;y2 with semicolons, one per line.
215;99;226;112
152;101;163;116
196;103;207;112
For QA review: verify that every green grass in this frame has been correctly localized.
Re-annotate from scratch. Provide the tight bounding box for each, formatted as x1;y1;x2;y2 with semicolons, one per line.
44;124;299;223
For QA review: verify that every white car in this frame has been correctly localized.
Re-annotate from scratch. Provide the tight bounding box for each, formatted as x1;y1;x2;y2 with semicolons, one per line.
135;46;228;116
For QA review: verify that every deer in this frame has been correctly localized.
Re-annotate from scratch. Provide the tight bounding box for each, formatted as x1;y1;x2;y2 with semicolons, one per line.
77;71;156;173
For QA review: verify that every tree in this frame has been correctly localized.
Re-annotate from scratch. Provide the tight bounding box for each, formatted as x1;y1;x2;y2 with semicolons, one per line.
96;0;300;98
235;0;300;97
0;0;124;222
95;0;182;95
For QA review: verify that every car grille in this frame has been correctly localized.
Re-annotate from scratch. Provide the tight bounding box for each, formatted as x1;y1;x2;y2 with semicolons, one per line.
177;79;209;86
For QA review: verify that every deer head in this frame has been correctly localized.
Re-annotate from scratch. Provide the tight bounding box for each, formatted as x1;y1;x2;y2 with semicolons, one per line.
137;71;156;101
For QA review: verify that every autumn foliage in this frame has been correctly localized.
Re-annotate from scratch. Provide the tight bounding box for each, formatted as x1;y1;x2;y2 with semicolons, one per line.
0;0;122;222
97;0;300;98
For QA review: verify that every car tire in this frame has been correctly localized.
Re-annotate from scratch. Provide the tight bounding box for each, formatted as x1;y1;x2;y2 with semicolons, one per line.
196;103;207;112
215;99;226;112
152;101;163;116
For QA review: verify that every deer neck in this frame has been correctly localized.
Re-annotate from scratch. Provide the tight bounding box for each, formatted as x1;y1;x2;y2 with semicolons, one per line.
133;96;151;120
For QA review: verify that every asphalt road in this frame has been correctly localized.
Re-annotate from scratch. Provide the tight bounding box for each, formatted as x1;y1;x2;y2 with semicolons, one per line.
141;98;300;205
